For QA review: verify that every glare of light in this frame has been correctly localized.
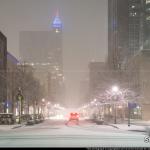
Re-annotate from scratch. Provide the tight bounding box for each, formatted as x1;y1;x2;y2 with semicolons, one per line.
112;86;119;92
110;108;112;113
42;98;45;102
47;102;50;105
16;108;18;116
6;108;9;114
31;63;34;66
94;99;97;102
91;101;94;104
136;106;140;109
55;67;59;71
118;105;122;109
55;29;60;33
55;114;64;120
58;73;62;76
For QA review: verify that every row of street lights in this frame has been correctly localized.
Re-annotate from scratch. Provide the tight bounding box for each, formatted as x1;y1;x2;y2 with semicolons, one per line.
80;85;134;125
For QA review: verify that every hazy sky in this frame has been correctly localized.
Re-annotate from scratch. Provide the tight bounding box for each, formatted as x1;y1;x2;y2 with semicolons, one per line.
0;0;108;107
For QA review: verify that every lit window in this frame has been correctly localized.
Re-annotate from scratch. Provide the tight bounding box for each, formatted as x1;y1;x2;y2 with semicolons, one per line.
129;12;137;17
58;74;62;77
146;0;150;4
146;16;150;20
55;29;60;33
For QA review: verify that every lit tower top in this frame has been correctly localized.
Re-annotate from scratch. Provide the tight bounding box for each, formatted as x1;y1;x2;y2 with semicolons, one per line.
52;9;62;33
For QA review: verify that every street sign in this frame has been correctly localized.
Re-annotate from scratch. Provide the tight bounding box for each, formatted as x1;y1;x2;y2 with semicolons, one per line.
4;100;12;108
128;102;137;109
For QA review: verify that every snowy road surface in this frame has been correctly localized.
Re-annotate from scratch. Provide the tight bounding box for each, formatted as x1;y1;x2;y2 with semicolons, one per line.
0;119;149;147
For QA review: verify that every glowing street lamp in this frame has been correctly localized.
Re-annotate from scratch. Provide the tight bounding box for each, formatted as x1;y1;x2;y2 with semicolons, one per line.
111;85;119;124
47;102;50;105
112;86;119;93
42;98;45;102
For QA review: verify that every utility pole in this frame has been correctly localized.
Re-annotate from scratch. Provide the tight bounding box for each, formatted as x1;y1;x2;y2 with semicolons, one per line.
128;106;131;126
114;103;117;124
16;88;24;124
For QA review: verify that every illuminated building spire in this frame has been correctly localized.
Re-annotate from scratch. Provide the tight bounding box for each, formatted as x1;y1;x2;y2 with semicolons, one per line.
52;9;62;32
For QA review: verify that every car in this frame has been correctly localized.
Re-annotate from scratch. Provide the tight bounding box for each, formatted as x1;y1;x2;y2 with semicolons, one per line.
26;114;35;125
66;112;79;125
95;115;104;125
0;113;15;125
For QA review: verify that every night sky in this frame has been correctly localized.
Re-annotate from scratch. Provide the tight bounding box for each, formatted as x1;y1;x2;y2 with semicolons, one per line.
0;0;108;107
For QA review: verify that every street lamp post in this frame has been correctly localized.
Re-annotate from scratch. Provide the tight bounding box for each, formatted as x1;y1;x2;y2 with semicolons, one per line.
112;86;119;124
128;105;131;126
128;102;134;127
16;88;24;124
41;98;45;115
114;103;117;124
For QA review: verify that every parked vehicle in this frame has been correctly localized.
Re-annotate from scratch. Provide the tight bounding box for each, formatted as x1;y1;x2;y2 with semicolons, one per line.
0;113;15;125
26;114;35;125
26;114;45;125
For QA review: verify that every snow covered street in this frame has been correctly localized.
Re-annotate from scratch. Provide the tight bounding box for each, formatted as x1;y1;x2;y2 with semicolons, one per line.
0;119;149;147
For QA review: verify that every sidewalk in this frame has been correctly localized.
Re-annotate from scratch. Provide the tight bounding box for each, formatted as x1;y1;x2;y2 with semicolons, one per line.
109;123;146;132
0;123;26;131
129;119;150;126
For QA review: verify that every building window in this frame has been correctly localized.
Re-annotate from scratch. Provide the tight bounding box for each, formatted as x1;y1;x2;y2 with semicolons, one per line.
146;0;150;4
129;12;137;17
146;16;150;20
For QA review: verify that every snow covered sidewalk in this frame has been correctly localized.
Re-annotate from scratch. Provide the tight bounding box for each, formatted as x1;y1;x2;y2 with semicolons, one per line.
0;123;26;131
131;120;150;126
110;123;147;132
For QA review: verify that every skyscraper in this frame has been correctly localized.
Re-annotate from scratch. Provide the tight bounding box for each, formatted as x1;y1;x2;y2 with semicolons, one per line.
0;31;7;113
108;0;129;70
143;0;150;49
108;0;150;69
108;0;150;120
19;11;65;104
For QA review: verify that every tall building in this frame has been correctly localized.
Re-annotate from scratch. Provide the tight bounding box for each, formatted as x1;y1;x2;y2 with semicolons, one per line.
0;31;7;113
19;11;65;105
128;0;143;55
79;79;89;104
108;0;150;120
108;0;129;70
143;0;150;49
88;61;109;101
7;52;20;114
108;0;150;69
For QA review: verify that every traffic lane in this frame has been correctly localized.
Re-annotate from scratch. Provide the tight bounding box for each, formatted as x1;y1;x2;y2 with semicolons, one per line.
0;119;145;137
0;133;148;147
0;119;148;147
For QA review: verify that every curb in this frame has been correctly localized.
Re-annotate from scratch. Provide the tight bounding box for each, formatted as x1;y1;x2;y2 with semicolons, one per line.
107;124;119;129
11;123;26;129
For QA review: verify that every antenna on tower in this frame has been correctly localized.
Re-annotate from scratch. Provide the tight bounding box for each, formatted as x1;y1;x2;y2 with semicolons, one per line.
55;8;59;17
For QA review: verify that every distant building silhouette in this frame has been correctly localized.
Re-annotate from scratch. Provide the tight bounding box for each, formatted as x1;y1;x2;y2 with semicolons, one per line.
19;11;65;105
0;31;7;113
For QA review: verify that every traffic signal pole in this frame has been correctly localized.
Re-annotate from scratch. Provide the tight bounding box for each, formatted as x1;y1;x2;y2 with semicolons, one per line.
128;107;131;126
